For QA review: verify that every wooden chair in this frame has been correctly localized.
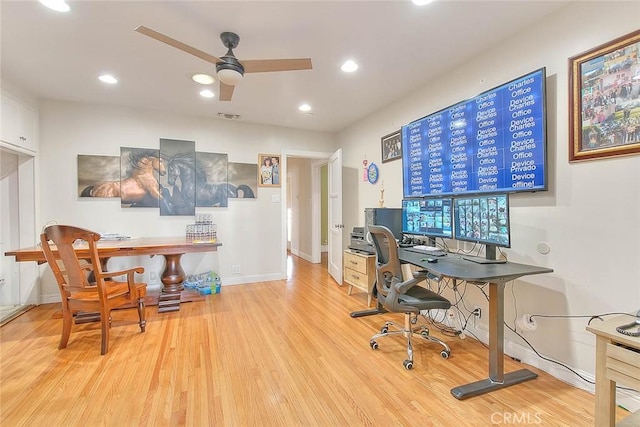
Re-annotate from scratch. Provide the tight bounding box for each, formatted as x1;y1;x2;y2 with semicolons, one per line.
40;225;147;355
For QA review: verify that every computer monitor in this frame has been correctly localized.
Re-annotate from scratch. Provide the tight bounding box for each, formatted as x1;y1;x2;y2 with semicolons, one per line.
364;208;403;241
453;193;510;263
402;197;453;245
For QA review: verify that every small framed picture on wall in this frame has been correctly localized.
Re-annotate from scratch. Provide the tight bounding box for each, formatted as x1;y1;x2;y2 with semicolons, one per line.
258;153;281;187
381;130;402;163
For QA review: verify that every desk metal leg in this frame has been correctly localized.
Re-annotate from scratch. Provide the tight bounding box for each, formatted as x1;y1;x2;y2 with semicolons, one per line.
350;296;386;318
451;282;538;400
350;307;386;318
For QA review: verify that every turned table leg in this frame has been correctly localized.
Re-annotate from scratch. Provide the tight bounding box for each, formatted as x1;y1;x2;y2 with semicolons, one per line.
158;253;185;312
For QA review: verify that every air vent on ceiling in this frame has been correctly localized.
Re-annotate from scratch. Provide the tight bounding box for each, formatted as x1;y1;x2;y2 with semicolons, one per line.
217;112;241;120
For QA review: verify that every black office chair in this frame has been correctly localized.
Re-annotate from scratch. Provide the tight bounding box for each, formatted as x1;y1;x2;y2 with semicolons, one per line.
368;225;451;369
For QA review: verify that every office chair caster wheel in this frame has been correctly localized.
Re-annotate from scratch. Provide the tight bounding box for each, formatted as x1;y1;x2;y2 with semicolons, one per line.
380;326;388;334
440;350;450;359
403;360;413;370
370;341;379;350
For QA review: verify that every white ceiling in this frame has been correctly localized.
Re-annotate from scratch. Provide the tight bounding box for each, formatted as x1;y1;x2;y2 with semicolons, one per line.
1;0;570;133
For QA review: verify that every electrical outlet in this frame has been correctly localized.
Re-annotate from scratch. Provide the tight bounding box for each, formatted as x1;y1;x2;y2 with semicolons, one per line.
447;311;456;328
232;265;241;274
472;306;482;328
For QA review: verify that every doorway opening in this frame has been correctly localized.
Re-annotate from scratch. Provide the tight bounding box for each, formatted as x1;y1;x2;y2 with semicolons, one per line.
0;146;37;325
280;149;336;281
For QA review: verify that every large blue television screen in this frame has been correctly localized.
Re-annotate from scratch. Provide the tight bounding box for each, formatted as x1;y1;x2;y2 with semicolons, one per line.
402;68;547;197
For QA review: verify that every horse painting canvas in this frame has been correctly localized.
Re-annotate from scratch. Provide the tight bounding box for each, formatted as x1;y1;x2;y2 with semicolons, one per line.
77;155;120;198
79;139;257;216
162;153;256;215
79;148;166;208
228;162;258;199
160;139;196;216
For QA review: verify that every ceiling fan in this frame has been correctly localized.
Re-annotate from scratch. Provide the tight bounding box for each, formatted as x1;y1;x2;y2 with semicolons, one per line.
134;25;312;101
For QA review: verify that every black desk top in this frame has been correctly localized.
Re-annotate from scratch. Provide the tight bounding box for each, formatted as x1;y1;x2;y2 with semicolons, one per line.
398;249;553;283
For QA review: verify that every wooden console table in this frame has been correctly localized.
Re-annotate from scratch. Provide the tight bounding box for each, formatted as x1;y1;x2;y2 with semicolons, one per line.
587;315;640;427
5;236;221;312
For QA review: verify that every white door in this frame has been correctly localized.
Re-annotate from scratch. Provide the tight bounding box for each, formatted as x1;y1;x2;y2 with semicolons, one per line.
328;149;343;284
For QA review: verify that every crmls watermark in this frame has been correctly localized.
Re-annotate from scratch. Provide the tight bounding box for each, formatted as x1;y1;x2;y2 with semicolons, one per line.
490;412;543;424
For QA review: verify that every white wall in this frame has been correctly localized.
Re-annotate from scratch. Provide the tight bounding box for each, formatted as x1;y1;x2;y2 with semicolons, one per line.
37;100;334;298
338;0;640;396
287;158;314;261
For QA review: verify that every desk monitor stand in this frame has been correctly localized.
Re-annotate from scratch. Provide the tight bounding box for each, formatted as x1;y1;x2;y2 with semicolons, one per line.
462;245;507;264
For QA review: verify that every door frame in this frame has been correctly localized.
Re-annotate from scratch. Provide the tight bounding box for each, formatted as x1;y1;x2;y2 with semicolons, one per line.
0;143;38;305
280;149;332;275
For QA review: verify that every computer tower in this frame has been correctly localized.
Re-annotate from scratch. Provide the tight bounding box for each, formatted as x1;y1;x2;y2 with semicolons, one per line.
364;208;402;241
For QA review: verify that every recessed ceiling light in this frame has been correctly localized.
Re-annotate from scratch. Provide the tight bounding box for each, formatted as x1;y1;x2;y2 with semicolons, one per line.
98;74;118;84
200;89;215;98
298;104;312;112
341;60;358;73
192;73;215;85
39;0;70;12
412;0;434;5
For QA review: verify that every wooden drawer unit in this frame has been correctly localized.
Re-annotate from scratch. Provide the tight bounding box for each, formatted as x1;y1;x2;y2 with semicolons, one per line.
587;315;640;427
606;343;640;391
343;250;376;307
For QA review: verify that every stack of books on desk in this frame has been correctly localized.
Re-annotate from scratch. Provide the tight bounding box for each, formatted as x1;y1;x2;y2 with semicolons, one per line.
99;233;131;241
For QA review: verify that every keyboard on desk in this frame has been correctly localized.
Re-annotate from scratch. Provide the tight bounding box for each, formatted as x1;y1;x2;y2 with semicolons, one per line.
404;245;447;257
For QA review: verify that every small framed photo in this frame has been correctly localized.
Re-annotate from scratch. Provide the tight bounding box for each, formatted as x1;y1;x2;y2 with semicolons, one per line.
569;29;640;162
258;153;281;187
381;130;402;163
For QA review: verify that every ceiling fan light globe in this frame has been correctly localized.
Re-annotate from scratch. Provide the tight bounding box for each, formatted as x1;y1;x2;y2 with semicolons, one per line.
39;0;70;12
217;69;243;86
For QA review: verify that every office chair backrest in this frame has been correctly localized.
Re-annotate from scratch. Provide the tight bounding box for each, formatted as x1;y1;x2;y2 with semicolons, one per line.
368;225;403;302
40;225;102;296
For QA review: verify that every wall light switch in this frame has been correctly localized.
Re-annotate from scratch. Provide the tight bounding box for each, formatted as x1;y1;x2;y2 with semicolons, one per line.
271;194;280;203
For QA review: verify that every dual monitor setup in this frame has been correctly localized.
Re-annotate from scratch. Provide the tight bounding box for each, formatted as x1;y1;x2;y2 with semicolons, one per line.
401;193;510;264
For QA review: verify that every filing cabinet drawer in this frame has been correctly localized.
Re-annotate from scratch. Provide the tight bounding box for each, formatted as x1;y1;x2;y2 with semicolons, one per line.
606;343;640;391
344;251;368;275
343;250;376;307
344;267;369;288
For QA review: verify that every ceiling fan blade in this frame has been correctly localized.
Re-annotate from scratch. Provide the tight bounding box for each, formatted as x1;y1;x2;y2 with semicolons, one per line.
219;82;235;101
241;58;312;73
134;25;222;65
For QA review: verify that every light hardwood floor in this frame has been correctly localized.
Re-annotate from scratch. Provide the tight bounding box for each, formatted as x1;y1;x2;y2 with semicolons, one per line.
0;254;625;425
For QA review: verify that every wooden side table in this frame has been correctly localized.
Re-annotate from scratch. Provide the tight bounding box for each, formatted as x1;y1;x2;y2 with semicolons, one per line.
587;315;640;426
343;250;376;307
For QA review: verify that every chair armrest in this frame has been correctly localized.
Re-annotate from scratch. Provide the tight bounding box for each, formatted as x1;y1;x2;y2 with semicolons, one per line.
394;276;425;294
101;267;145;295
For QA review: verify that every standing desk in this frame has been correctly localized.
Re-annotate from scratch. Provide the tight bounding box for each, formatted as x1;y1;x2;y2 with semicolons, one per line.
398;249;553;400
